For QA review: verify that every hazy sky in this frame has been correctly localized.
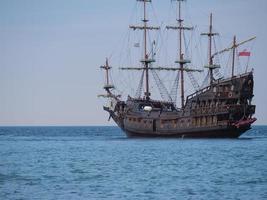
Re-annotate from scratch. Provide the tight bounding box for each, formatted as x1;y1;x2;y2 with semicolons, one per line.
0;0;266;126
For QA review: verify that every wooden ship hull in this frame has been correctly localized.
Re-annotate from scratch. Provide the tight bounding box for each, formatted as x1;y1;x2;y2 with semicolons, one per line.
104;72;256;138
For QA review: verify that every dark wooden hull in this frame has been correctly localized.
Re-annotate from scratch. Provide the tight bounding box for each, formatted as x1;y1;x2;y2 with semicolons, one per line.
123;126;250;138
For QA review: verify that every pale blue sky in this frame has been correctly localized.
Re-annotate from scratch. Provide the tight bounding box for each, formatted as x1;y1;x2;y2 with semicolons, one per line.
0;0;266;126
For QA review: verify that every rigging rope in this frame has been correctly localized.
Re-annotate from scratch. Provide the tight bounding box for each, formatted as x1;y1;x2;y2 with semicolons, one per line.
135;70;145;98
187;71;200;91
213;36;223;79
151;70;172;102
170;71;180;104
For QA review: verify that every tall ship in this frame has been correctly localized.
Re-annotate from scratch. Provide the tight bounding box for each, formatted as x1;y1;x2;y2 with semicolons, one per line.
99;0;256;138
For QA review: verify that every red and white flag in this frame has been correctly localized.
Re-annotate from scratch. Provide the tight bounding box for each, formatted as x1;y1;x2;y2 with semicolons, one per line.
238;49;251;57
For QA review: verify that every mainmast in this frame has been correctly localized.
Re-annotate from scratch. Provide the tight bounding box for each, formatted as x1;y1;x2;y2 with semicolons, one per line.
201;13;220;85
129;0;160;100
166;0;193;108
143;0;149;100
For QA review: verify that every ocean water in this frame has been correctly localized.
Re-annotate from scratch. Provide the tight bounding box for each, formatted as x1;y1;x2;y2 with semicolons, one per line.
0;126;266;200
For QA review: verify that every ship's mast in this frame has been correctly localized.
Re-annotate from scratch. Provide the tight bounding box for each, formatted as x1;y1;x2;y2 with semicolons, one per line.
166;0;193;108
201;13;220;85
99;58;122;101
143;0;149;100
100;58;114;92
209;14;212;82
129;0;160;100
232;35;236;77
178;1;185;108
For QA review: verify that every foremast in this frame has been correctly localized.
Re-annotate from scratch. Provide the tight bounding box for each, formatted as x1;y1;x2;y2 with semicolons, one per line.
101;58;114;92
99;58;120;101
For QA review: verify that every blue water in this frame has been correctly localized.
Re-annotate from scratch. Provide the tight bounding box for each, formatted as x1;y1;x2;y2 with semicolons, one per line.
0;126;266;200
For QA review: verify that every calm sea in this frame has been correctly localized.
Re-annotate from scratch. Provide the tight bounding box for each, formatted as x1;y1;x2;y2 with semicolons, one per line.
0;126;266;200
